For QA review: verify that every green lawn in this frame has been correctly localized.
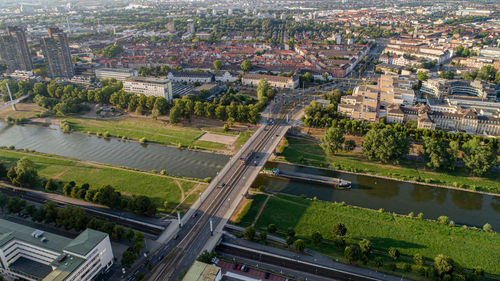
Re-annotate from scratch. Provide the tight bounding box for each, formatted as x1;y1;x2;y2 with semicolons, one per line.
277;136;500;194
237;193;500;275
0;149;200;212
64;116;229;151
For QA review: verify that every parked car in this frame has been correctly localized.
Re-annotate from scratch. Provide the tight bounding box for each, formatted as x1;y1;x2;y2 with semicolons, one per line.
265;272;270;279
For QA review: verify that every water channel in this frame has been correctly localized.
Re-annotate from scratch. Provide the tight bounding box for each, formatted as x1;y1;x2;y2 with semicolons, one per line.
0;122;229;179
1;123;498;230
253;162;500;230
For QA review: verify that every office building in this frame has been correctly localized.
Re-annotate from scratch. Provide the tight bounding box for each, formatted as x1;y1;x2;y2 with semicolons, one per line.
0;26;33;73
41;27;74;79
0;219;113;281
95;68;136;81
123;77;173;100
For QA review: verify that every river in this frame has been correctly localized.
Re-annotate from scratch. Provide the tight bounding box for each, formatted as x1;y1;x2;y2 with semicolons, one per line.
254;162;500;230
0;122;229;179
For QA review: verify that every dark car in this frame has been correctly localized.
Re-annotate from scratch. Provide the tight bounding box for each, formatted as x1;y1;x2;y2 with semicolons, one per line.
265;272;270;279
233;264;238;270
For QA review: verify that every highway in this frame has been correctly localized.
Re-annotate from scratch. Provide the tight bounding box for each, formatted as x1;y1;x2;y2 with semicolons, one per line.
145;100;293;281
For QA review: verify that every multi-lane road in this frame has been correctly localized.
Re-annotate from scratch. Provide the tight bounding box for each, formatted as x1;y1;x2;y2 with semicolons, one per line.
144;100;293;281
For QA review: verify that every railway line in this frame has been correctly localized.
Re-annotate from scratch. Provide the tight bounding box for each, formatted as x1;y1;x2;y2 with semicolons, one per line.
147;116;285;281
0;187;165;236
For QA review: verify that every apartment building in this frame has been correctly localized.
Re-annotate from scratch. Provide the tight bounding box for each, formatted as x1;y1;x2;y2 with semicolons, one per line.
242;73;299;89
338;75;416;122
384;44;451;64
41;27;74;79
0;26;33;73
0;220;113;281
123;77;173;100
95;68;137;81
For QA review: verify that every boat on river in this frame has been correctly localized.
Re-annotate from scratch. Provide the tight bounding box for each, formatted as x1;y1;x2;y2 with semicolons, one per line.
262;168;351;189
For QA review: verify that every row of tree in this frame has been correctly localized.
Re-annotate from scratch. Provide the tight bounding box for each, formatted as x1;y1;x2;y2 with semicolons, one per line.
2;158;157;216
0;193;140;242
320;127;498;176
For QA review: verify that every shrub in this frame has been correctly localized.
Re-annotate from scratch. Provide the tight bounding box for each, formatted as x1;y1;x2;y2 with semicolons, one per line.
408;212;414;218
203;177;212;183
483;223;492;232
267;224;277;234
103;131;110;138
388;247;400;260
417;212;424;220
139;137;147;144
438;216;450;225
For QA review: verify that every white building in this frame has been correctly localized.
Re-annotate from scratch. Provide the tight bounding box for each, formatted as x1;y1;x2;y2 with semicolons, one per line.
214;71;238;83
242;73;299;89
123;77;173;100
95;68;136;81
0;220;113;281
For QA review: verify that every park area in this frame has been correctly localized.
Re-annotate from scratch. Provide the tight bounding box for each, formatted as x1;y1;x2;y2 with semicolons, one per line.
0;149;205;213
64;115;251;153
276;135;500;194
234;193;500;277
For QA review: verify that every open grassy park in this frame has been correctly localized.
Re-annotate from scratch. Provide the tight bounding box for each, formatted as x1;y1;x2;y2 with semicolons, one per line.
235;193;500;277
64;116;233;150
276;135;500;194
0;149;205;213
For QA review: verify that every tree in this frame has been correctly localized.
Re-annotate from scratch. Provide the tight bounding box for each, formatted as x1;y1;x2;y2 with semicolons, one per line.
311;231;322;245
0;193;8;212
294;239;305;253
421;137;457;170
333;222;347;237
267;224;277;234
244;226;255;241
374;257;383;268
359;239;372;257
462;138;497;176
8;158;38;187
388;247;400;261
434;254;454;277
321;127;344;155
259;230;267;242
169;105;183;124
414;253;424;267
478;65;497;81
362;128;409;164
256;79;270;103
213;60;223;70
241;60;252;72
45;179;58;191
0;163;6;178
417;71;428;82
63;183;73;196
344;245;360;264
197;250;216;263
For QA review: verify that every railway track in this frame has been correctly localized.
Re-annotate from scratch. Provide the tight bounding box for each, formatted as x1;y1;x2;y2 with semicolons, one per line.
147;118;284;281
0;187;165;236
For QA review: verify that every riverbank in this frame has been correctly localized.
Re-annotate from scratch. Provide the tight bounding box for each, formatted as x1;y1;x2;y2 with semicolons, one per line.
0;149;207;213
235;193;500;276
62;115;252;154
277;135;500;194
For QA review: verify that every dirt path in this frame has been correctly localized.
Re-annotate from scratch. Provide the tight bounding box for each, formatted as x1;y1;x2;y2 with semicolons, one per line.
251;194;270;227
173;179;186;201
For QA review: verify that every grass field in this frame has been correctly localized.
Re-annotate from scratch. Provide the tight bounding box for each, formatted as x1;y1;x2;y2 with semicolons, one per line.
0;149;202;212
277;136;500;194
64;116;235;151
236;193;500;276
0;103;44;120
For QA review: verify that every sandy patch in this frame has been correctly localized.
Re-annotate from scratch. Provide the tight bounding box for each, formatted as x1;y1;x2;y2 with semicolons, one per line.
198;132;238;145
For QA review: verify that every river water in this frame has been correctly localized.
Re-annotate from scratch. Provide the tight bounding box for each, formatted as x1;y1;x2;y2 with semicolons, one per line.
0;122;229;179
253;162;500;230
2;123;499;229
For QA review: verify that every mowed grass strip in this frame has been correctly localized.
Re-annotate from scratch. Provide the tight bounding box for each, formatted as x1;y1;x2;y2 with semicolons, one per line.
278;136;500;194
0;150;197;210
66;116;226;149
240;194;500;275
